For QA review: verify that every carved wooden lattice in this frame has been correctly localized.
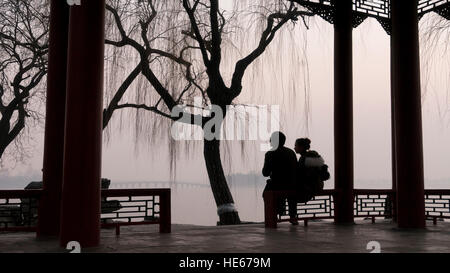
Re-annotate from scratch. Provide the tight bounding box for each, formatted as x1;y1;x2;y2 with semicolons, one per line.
354;194;393;218
101;195;160;223
292;0;450;34
434;2;450;19
0;197;38;229
418;0;450;15
425;193;450;220
354;0;390;18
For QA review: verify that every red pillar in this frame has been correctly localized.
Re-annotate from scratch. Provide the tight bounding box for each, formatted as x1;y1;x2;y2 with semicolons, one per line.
38;0;70;237
59;0;106;247
391;0;426;228
334;0;354;224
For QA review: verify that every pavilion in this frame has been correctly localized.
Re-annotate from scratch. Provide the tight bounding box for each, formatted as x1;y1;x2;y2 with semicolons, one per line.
34;0;450;247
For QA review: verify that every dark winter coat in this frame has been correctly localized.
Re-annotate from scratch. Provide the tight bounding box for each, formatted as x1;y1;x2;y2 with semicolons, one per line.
262;146;298;191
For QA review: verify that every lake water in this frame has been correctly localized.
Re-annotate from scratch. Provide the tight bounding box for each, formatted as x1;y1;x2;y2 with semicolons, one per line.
1;176;448;226
110;181;267;226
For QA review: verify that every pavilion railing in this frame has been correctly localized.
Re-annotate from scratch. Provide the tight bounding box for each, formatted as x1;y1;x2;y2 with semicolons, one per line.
268;189;450;226
2;188;449;231
353;189;395;223
0;188;171;234
0;190;42;232
424;189;450;225
265;189;450;227
264;189;398;228
278;190;336;226
101;189;171;235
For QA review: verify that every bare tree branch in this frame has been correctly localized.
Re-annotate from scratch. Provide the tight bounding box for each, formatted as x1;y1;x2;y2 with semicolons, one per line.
0;0;48;162
182;0;210;66
230;5;313;97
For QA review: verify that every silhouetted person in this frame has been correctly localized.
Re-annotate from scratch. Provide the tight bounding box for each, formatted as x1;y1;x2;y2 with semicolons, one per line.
294;138;327;202
262;131;299;224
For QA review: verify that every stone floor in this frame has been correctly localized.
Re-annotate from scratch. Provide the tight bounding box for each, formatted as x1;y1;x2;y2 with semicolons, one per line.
1;219;450;253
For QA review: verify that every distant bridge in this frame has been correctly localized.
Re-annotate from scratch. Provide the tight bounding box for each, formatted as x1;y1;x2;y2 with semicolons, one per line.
110;181;211;189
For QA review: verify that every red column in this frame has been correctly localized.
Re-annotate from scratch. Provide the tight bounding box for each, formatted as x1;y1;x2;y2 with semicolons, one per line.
38;0;70;237
59;0;106;247
391;0;426;228
334;0;354;224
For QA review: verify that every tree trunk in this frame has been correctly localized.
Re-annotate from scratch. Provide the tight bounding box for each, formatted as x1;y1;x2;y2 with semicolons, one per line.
0;142;6;159
0;129;8;159
0;110;24;161
203;138;241;225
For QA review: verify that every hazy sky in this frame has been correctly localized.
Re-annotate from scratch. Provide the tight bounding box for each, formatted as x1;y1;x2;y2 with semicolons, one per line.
3;8;450;190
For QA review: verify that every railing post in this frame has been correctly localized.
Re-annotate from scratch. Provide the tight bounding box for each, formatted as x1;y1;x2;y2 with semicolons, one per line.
263;191;278;229
115;224;120;236
391;192;397;220
159;190;171;233
383;193;393;219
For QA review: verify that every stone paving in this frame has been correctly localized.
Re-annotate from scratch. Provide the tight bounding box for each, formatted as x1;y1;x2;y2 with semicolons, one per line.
1;219;450;253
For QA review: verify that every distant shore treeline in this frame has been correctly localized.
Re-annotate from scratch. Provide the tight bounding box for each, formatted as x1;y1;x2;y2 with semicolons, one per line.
0;172;448;190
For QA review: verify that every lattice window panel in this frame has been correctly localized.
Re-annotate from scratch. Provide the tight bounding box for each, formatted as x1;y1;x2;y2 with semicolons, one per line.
279;194;334;221
0;197;38;228
101;195;160;223
418;0;450;15
425;194;450;219
295;0;334;8
354;194;393;218
296;0;449;17
293;0;450;34
292;0;335;24
354;0;390;18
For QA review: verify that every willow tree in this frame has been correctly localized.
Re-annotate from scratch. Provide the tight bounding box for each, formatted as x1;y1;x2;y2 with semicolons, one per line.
0;0;48;163
420;12;450;110
103;0;312;224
